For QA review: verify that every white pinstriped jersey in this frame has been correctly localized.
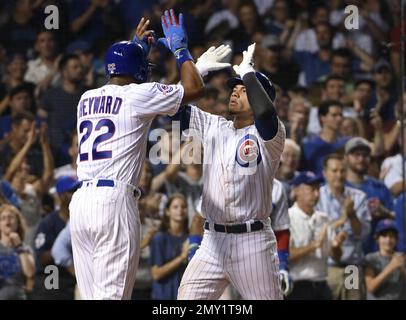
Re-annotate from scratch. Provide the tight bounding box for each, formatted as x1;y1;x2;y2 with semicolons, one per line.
271;179;290;231
76;83;184;186
186;105;286;223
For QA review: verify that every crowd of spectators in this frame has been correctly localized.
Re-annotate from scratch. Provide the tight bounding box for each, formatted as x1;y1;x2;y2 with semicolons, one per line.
0;0;405;300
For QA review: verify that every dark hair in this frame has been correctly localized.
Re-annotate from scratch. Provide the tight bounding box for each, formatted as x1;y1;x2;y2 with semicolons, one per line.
323;153;344;169
9;84;32;99
160;193;189;234
11;110;35;126
59;53;80;71
354;78;375;89
324;75;345;88
331;48;352;63
318;100;343;119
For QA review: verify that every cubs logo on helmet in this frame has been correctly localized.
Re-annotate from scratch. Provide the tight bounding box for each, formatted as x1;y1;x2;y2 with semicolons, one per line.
235;134;262;167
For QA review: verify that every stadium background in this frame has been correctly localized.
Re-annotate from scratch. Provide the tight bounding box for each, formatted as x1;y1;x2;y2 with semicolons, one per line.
0;0;405;300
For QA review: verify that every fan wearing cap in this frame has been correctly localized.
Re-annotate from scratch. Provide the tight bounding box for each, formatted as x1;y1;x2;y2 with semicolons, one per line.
287;172;342;300
175;43;286;300
364;219;406;300
345;137;394;254
32;176;79;299
368;59;397;124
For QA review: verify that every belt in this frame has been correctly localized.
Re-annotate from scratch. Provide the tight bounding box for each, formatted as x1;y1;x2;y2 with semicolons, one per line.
78;179;140;198
78;179;114;188
204;220;264;234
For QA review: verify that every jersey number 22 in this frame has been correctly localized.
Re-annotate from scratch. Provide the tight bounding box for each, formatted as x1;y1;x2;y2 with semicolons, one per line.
79;119;115;161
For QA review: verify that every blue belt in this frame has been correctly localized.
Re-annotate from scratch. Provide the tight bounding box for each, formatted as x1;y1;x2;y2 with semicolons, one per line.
78;179;141;198
78;179;115;188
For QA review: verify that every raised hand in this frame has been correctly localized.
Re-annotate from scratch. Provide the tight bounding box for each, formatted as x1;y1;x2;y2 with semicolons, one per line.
195;44;232;76
133;17;155;56
158;9;193;68
233;43;256;77
158;9;187;53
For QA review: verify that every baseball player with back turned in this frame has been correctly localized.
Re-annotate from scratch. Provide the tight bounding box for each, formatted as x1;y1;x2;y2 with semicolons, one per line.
69;10;204;299
176;43;286;300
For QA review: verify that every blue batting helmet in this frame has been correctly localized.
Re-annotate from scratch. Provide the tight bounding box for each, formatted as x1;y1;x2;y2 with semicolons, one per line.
105;41;149;83
226;72;276;103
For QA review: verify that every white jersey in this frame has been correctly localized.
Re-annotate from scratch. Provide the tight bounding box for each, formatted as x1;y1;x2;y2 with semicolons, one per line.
76;83;184;186
187;105;286;223
271;179;290;231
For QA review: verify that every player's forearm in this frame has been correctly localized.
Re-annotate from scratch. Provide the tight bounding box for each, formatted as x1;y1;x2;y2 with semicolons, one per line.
151;255;186;281
242;72;279;140
179;61;204;105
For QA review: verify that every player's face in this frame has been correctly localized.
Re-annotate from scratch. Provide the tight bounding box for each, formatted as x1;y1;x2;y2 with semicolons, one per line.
167;198;187;223
323;159;346;190
0;209;18;235
345;149;370;175
229;85;252;115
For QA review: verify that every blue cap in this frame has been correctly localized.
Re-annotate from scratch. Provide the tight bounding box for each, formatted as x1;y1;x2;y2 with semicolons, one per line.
375;219;399;236
66;40;92;54
56;176;80;194
290;171;322;187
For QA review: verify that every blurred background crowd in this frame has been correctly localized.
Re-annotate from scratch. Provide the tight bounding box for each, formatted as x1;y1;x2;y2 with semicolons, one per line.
0;0;405;300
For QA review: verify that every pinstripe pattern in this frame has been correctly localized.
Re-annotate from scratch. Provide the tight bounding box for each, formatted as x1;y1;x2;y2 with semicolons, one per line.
178;106;285;300
70;182;141;299
178;219;282;300
71;82;183;300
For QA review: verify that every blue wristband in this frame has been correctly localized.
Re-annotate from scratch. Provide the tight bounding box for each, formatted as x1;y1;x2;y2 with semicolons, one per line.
188;235;202;261
278;249;289;271
174;48;193;68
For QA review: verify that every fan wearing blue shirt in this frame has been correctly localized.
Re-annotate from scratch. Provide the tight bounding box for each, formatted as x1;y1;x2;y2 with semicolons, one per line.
344;137;394;253
302;100;349;175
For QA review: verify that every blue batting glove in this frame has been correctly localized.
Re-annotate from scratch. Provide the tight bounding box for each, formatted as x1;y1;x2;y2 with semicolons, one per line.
158;9;193;67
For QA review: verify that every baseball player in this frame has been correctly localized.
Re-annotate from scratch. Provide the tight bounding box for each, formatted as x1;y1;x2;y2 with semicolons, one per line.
69;10;204;299
176;43;286;300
